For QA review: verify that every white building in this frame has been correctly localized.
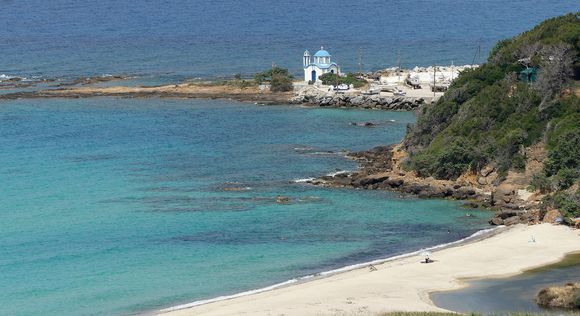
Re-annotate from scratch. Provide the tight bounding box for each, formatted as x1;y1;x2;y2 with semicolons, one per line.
303;47;340;83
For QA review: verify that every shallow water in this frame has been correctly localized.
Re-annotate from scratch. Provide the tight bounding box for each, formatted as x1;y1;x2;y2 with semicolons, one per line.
431;253;580;314
0;98;491;315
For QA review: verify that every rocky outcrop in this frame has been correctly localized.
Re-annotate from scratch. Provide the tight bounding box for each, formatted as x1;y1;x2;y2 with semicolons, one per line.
304;143;557;225
308;145;484;202
536;282;580;309
488;209;541;226
292;92;426;110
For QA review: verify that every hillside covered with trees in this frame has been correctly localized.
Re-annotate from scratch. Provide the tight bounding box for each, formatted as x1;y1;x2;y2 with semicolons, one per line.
403;13;579;221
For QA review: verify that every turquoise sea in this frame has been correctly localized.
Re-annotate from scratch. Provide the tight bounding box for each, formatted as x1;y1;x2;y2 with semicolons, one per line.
1;98;490;315
1;1;579;315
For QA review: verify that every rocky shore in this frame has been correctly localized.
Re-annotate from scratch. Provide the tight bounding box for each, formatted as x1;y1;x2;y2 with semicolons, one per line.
293;93;426;110
291;85;428;110
1;75;433;111
307;144;549;226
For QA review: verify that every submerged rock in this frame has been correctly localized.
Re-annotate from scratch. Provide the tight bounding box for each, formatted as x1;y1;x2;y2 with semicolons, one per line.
276;196;291;204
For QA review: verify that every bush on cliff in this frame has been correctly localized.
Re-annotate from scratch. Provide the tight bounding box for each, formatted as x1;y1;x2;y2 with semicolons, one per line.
404;13;579;186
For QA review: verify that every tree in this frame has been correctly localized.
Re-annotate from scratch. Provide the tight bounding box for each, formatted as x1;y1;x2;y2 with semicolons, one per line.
253;67;294;92
254;67;293;84
534;43;575;108
270;74;293;92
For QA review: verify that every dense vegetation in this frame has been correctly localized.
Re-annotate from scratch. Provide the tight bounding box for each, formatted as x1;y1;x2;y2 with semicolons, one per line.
318;72;367;88
254;67;294;92
403;13;579;218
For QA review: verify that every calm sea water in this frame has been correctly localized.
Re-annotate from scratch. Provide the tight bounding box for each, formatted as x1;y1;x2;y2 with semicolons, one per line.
0;98;490;315
0;1;578;80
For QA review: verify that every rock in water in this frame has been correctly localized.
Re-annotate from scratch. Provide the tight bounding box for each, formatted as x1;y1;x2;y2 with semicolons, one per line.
536;282;580;309
276;196;291;204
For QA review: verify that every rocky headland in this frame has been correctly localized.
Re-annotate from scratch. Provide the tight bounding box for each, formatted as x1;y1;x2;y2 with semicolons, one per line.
314;14;580;228
307;143;555;226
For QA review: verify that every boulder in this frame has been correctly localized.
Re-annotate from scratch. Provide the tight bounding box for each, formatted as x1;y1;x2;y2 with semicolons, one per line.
383;178;404;188
480;165;495;177
355;175;390;187
418;186;447;198
276;196;291;204
498;210;520;219
503;216;522;226
350;96;365;106
332;176;353;187
402;184;422;195
493;183;517;205
536;283;580;309
489;217;504;225
542;209;562;224
452;188;476;200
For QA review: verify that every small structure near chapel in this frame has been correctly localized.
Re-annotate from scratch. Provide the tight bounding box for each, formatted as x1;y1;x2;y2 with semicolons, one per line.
519;67;538;83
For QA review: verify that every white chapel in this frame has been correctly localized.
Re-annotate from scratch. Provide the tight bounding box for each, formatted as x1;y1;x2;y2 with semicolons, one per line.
303;47;340;83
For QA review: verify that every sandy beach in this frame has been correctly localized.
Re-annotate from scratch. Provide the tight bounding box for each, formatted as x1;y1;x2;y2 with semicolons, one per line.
159;224;579;315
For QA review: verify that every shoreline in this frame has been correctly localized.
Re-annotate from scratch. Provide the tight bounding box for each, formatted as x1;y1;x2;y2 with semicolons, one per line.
0;74;436;110
157;223;579;315
157;226;503;314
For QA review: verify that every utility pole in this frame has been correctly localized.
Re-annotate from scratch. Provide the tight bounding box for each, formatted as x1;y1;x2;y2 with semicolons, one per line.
451;60;454;81
472;39;481;66
433;65;436;99
397;49;401;84
358;48;363;74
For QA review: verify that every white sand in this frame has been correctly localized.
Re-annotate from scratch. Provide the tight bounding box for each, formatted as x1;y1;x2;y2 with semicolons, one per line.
159;224;579;315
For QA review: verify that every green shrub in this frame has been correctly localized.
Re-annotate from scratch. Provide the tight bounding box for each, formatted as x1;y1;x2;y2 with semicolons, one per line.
270;74;293;92
254;67;294;91
318;72;366;88
544;191;580;222
529;173;553;193
556;168;578;190
545;130;580;176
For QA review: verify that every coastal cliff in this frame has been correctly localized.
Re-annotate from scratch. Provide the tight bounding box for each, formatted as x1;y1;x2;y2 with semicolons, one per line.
312;13;580;225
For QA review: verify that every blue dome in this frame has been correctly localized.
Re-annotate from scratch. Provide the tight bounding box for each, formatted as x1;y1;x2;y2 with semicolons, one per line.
314;49;331;57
